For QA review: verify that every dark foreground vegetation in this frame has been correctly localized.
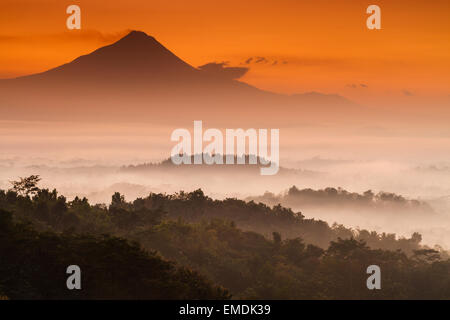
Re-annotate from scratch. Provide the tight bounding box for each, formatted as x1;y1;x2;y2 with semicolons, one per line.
0;176;449;299
0;208;229;300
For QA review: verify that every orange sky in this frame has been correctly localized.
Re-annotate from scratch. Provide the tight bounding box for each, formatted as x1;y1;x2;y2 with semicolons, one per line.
0;0;449;103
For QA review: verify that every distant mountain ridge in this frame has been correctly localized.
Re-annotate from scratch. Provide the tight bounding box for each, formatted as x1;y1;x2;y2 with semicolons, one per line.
0;30;360;124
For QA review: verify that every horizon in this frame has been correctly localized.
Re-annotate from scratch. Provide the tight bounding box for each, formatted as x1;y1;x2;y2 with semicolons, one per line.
0;0;449;107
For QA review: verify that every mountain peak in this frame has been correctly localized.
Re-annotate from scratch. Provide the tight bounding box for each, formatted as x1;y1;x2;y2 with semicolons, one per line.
122;30;155;41
112;30;162;48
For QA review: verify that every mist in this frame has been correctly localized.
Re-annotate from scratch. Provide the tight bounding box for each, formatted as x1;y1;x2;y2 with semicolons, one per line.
2;119;450;249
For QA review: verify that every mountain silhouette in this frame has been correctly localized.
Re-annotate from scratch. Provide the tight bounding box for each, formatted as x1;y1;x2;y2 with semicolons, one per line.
0;30;359;124
23;30;200;82
2;31;260;92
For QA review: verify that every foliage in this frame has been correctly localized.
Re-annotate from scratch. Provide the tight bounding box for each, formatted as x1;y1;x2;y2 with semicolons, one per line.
9;175;41;197
0;209;229;300
247;186;434;217
131;220;450;299
0;178;449;299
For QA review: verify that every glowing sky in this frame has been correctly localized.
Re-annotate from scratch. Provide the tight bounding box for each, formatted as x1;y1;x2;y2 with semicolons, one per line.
0;0;449;103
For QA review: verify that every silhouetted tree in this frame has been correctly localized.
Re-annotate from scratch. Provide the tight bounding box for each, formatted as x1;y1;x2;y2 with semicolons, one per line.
9;175;41;197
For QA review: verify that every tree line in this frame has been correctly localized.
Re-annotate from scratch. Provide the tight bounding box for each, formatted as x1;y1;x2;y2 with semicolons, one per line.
0;176;448;299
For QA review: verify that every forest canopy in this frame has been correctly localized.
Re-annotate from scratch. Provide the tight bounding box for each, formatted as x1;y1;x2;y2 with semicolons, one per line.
0;177;449;300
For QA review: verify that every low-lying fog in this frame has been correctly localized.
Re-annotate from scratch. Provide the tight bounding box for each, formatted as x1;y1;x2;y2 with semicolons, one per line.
1;120;450;249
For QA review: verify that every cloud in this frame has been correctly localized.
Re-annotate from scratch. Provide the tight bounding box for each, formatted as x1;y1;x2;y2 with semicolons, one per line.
255;57;268;64
0;30;131;45
247;56;345;67
403;90;414;96
281;57;348;67
347;83;369;89
198;62;249;80
241;56;282;66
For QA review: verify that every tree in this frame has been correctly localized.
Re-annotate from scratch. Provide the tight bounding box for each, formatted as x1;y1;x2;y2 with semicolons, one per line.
272;231;282;245
9;175;41;197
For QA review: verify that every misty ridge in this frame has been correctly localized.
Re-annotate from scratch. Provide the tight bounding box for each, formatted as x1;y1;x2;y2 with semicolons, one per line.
122;154;298;174
123;154;276;168
246;185;450;250
247;186;435;217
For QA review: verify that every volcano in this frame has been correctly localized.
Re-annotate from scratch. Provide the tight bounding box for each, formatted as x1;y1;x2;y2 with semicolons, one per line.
0;31;357;124
21;31;201;82
0;31;261;93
